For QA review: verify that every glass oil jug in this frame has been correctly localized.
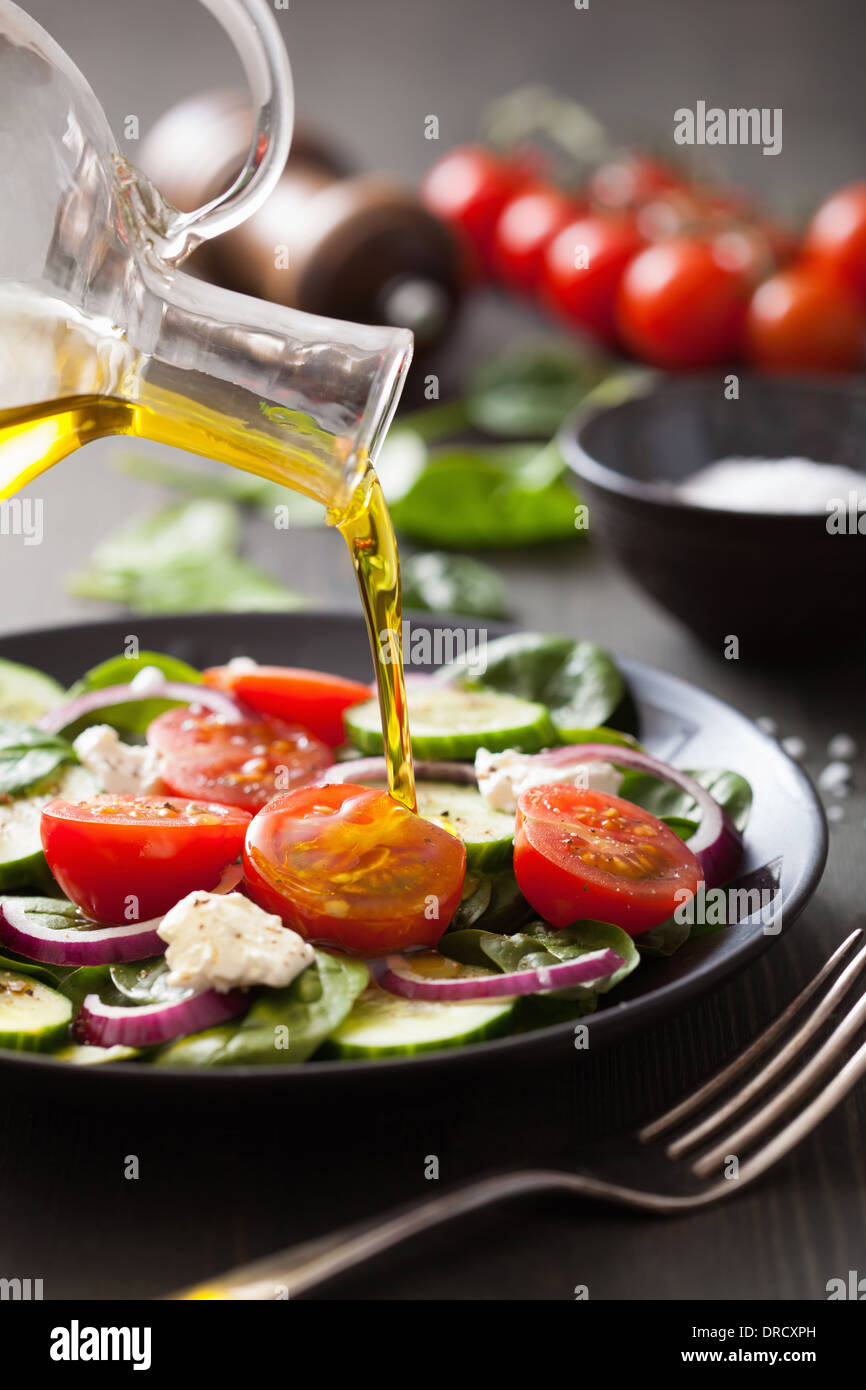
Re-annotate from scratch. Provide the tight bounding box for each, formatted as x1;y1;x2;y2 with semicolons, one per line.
0;0;416;805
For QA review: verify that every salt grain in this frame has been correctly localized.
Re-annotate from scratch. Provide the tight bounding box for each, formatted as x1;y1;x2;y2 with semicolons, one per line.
756;716;778;736
818;761;852;795
827;733;858;761
781;736;807;761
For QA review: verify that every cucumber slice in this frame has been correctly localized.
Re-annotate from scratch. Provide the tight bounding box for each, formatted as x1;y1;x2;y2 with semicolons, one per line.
415;782;514;870
0;658;64;724
344;687;555;759
0;764;98;891
53;1043;139;1066
325;978;516;1058
0;968;72;1051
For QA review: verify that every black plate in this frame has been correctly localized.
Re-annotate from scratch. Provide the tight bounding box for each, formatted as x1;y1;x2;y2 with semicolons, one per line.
0;612;827;1097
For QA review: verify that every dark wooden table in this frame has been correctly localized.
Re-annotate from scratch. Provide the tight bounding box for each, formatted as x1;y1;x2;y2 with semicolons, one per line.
3;0;865;1303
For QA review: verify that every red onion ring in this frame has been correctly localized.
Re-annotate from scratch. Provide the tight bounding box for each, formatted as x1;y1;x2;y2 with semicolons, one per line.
37;681;243;735
381;947;624;1001
0;865;242;966
74;985;248;1048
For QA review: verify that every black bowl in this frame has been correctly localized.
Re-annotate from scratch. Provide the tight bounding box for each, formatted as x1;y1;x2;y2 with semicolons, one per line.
559;373;866;657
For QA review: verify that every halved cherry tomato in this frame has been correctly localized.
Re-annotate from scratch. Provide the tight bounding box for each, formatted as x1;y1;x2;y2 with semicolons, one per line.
543;213;644;344
147;707;331;813
492;185;579;293
745;263;865;371
804;183;866;304
616;236;750;368
422;144;528;276
243;783;466;955
203;665;371;748
513;785;702;936
40;794;250;924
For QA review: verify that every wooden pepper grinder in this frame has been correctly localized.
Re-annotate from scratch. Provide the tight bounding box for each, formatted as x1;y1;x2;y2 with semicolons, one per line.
140;90;461;348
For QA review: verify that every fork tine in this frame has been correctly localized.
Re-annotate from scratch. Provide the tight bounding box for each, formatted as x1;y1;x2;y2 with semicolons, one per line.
666;935;866;1157
639;928;863;1144
691;983;866;1177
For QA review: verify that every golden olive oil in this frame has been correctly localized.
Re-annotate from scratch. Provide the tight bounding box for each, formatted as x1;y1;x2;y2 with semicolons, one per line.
0;391;416;809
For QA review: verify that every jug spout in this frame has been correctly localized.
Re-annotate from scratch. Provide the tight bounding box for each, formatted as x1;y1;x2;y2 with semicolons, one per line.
131;270;413;514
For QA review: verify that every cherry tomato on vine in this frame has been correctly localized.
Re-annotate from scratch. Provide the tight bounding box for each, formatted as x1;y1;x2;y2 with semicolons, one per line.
616;235;750;367
804;183;866;304
492;185;579;292
421;145;527;276
243;783;467;955
587;153;681;211
543;212;644;344
513;785;702;936
745;264;865;372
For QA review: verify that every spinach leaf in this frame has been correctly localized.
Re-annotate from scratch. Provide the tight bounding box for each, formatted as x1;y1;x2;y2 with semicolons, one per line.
479;920;639;996
442;630;633;735
110;956;193;1006
465;344;609;437
63;649;202;736
0;721;76;796
69;499;306;617
154;951;369;1067
441;919;639;1022
444;865;535;937
387;440;581;548
114;454;326;527
449;875;494;931
402;551;509;619
57;964;113;1011
633;915;692;957
617;768;754;834
0;950;61;988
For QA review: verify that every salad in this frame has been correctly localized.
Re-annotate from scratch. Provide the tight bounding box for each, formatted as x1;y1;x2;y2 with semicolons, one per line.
0;633;752;1067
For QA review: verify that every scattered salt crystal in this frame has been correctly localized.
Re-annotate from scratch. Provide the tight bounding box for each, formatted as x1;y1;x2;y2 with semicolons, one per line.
818;761;852;795
827;733;858;762
781;736;807;761
756;716;778;736
827;805;845;823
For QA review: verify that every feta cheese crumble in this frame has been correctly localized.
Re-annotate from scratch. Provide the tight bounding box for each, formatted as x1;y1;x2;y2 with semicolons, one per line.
73;724;165;796
158;889;314;993
474;747;622;814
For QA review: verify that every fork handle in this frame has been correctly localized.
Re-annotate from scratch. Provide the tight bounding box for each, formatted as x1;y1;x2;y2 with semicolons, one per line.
171;1169;574;1300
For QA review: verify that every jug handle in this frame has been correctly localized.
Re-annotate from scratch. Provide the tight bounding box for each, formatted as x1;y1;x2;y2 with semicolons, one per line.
156;0;294;265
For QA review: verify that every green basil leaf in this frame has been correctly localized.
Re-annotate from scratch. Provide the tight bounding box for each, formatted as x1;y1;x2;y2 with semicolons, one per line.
0;721;76;796
402;551;509;619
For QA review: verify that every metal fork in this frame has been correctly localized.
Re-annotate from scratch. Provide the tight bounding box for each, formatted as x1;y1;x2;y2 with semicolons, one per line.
171;928;866;1300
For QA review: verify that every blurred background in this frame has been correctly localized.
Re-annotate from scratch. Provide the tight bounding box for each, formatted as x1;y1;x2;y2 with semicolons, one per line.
2;0;865;642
